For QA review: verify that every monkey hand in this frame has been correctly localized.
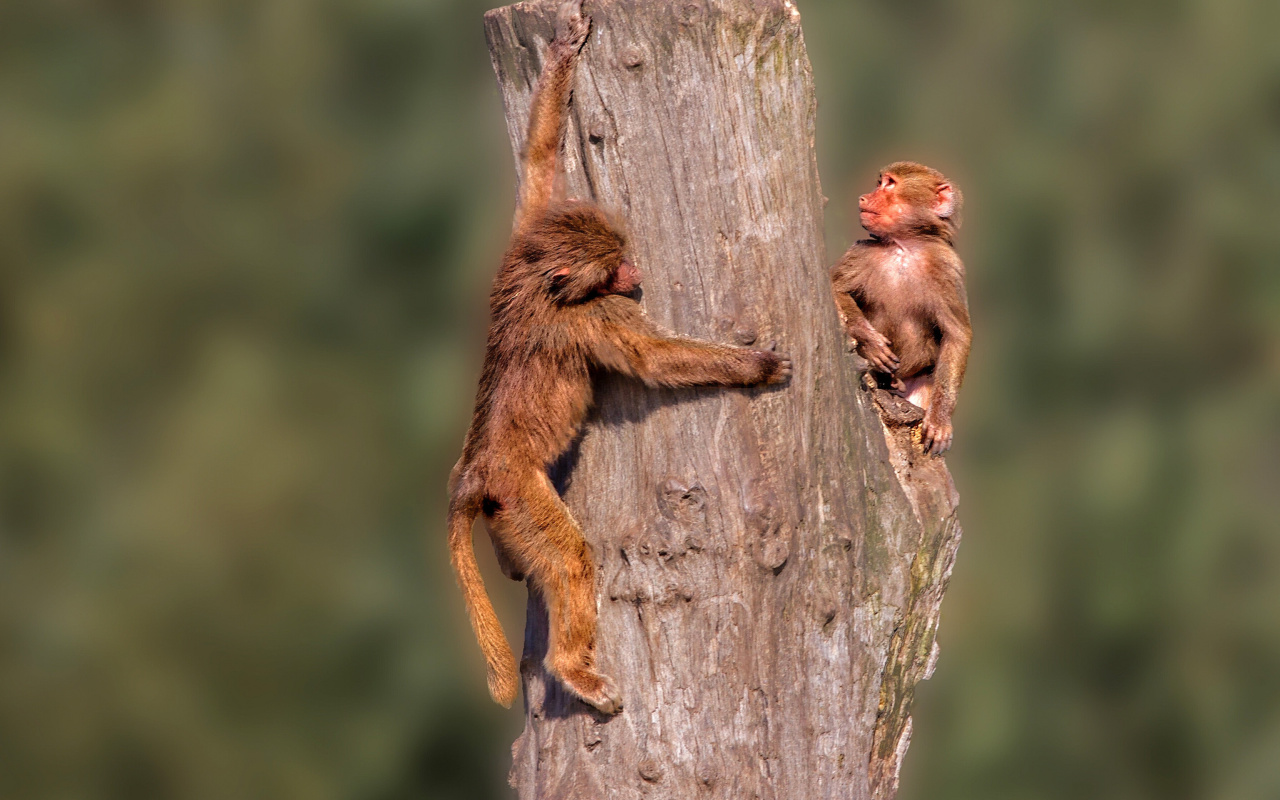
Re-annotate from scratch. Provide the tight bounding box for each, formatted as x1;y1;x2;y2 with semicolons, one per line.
921;411;953;455
753;350;793;385
554;0;591;52
855;330;900;374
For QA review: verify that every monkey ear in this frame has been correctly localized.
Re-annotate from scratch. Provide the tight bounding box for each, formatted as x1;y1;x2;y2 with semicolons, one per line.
935;184;956;218
548;265;588;303
546;266;570;293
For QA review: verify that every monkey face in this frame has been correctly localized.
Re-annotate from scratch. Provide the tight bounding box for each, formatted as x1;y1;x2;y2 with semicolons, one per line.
859;162;961;239
858;171;912;237
606;258;643;296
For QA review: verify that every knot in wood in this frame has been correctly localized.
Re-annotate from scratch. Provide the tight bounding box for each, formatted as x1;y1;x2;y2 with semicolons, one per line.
583;718;604;750
610;514;700;605
620;44;645;69
836;522;855;552
638;757;664;783
678;2;703;24
745;479;790;571
696;761;719;786
814;586;839;629
657;477;707;523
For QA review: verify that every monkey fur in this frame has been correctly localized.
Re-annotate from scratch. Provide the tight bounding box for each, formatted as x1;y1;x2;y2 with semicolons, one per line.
447;0;792;715
831;162;972;455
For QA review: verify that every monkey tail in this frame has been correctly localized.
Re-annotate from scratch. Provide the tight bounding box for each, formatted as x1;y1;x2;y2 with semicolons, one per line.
447;494;519;708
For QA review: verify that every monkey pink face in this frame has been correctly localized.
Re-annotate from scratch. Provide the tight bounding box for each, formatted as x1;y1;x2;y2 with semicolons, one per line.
858;172;911;237
607;258;643;295
858;168;957;238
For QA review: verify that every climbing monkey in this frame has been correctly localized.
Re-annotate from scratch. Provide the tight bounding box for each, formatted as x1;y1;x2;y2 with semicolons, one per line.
447;0;792;714
831;162;972;454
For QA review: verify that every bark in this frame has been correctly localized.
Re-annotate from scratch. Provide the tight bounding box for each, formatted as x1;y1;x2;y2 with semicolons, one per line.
483;2;961;798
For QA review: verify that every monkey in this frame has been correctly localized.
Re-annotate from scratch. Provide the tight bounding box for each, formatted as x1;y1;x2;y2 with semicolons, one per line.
446;0;792;715
830;162;972;455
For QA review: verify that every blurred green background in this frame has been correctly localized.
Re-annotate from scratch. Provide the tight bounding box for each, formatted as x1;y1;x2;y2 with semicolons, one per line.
1;0;1277;798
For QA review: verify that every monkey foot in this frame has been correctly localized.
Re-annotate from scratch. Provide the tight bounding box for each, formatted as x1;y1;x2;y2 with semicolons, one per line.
558;667;624;715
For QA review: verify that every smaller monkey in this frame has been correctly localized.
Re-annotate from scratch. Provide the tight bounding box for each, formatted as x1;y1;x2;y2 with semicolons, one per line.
831;162;972;454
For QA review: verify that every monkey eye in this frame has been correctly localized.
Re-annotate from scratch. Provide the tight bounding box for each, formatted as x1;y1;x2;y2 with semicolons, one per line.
883;176;896;189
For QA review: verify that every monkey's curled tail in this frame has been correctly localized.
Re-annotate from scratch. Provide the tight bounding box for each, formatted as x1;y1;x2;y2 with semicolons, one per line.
447;496;519;707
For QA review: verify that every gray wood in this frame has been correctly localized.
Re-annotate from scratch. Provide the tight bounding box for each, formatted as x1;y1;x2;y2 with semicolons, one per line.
484;1;961;797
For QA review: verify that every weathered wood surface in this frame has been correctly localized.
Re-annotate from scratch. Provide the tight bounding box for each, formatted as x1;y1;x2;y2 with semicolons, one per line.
483;1;961;797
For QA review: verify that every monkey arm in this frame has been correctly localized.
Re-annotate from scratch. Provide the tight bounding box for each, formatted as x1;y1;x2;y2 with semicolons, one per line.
589;300;789;388
514;2;590;231
620;337;788;388
830;285;874;339
831;267;900;373
921;289;972;455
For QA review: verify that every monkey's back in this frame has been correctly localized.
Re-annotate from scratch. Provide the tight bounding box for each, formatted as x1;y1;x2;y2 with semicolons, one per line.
458;294;598;490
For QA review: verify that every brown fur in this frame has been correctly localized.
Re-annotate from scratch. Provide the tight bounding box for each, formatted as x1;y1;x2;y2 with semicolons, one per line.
831;161;972;454
447;0;791;714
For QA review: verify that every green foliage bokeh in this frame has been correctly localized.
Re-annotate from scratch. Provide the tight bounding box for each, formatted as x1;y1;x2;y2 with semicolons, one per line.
1;0;1277;798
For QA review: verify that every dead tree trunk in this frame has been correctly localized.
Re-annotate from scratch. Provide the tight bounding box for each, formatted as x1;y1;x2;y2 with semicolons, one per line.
484;1;961;797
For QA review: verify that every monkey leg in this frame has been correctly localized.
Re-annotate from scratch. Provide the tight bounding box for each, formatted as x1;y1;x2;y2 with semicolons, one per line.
898;375;934;411
491;473;623;714
483;520;526;581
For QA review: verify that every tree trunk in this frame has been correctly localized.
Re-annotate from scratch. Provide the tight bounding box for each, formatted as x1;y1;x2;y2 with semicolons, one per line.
483;1;961;798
